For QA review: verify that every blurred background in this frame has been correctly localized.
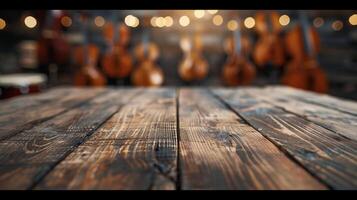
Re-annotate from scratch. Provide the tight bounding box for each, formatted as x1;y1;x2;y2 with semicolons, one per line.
0;10;356;100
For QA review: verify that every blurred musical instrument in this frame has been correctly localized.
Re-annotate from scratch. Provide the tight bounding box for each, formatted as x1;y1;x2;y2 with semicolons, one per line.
37;10;70;66
101;13;133;79
131;29;164;86
222;17;256;86
73;13;106;86
253;11;286;68
178;33;209;82
282;11;328;93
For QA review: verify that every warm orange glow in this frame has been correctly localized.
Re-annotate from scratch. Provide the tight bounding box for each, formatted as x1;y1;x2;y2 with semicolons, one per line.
61;16;72;27
207;10;218;15
227;20;238;31
156;17;165;28
212;15;223;26
24;16;37;28
244;17;255;29
349;14;357;26
313;17;324;28
151;17;157;27
332;20;343;31
164;16;173;27
132;17;139;28
0;18;6;30
179;16;190;27
94;16;105;27
194;10;205;19
279;15;290;26
125;15;139;28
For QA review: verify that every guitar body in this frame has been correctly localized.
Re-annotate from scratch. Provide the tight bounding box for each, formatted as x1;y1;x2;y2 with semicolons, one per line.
132;60;164;86
282;18;328;93
253;11;286;68
73;44;107;86
178;52;208;82
305;59;328;93
102;46;133;78
101;23;133;79
132;42;164;87
223;55;256;86
281;60;309;89
178;35;209;82
222;27;256;86
37;11;70;66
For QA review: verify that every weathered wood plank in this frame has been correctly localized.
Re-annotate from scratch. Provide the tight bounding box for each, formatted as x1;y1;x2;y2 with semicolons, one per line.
0;89;139;189
0;87;71;115
179;88;325;190
244;87;357;141
268;86;357;116
212;88;357;189
0;87;106;141
35;88;177;190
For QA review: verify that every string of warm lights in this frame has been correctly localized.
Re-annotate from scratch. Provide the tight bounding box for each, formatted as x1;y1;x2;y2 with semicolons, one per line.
0;11;356;32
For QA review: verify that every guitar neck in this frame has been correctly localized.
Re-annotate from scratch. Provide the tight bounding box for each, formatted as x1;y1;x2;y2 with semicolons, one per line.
112;11;120;44
266;11;274;33
234;17;242;55
142;29;150;57
78;13;90;64
299;11;314;57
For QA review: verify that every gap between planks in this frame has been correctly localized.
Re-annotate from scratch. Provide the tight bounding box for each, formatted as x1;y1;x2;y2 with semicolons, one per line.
210;88;357;189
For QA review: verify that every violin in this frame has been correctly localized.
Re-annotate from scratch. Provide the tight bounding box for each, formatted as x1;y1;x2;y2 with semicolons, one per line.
73;13;106;86
222;17;256;86
253;11;286;68
131;29;164;87
178;33;209;82
101;14;133;79
37;10;70;66
282;11;328;93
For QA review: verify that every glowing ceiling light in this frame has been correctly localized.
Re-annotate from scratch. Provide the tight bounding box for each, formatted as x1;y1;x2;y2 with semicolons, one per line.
151;17;157;27
179;16;190;27
227;20;238;31
313;17;324;28
61;16;72;27
125;15;139;27
332;20;343;31
0;18;6;30
164;16;173;27
244;17;255;29
279;15;290;26
212;15;223;26
207;10;218;15
94;16;105;27
349;14;357;26
24;16;37;28
156;17;165;28
194;10;205;19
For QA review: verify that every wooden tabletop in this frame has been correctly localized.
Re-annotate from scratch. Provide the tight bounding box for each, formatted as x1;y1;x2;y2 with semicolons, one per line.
0;86;356;190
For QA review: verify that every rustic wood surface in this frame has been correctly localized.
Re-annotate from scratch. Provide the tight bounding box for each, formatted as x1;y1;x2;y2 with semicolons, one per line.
0;86;356;190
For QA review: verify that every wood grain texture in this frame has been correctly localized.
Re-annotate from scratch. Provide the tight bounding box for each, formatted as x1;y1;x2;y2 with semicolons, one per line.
179;88;325;190
212;88;357;189
0;87;106;141
268;86;357;116
0;87;70;115
0;89;138;189
244;87;357;141
35;88;177;190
